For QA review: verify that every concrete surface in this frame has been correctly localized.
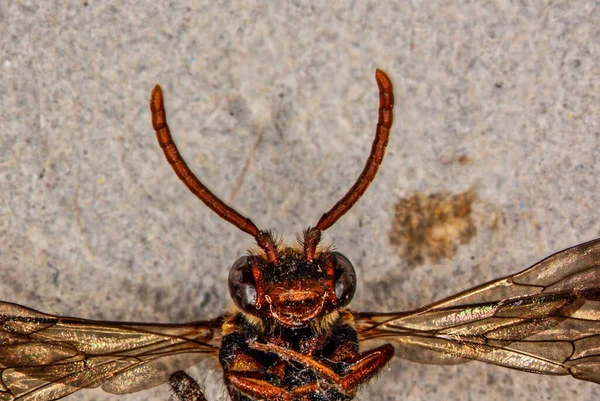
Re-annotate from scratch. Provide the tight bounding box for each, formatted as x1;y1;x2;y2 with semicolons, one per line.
1;2;599;401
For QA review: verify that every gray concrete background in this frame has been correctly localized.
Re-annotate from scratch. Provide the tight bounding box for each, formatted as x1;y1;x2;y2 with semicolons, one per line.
1;2;599;400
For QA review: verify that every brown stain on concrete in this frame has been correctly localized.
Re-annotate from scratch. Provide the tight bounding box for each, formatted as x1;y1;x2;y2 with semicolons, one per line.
389;189;477;265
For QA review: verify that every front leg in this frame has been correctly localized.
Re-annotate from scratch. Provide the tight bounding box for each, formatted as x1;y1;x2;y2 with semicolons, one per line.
169;364;296;401
169;371;207;401
219;315;394;400
221;340;296;401
249;341;395;396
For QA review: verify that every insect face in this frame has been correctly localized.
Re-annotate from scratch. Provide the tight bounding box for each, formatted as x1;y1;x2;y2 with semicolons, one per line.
228;247;356;328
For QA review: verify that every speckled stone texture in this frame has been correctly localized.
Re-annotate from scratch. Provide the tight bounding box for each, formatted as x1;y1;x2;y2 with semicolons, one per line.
1;2;598;401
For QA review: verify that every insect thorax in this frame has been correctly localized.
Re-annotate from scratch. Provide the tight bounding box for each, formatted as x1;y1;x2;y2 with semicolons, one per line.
219;311;358;401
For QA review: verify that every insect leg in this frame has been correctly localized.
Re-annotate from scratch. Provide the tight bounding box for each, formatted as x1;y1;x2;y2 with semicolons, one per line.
169;371;207;401
226;374;293;401
336;344;395;393
248;341;394;395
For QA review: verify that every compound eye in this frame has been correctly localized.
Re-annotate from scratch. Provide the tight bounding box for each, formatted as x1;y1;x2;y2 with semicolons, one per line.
331;252;356;307
228;256;258;314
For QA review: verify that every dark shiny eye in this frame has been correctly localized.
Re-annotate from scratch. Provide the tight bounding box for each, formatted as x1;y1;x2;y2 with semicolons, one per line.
331;252;356;307
228;256;258;314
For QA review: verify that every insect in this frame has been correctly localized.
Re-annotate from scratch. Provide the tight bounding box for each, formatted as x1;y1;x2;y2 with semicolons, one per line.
1;70;599;401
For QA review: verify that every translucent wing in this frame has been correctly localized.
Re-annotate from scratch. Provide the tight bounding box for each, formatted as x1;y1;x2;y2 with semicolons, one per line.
0;302;222;401
355;238;600;384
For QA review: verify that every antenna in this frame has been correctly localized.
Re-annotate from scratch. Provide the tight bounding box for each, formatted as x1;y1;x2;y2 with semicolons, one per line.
315;69;394;231
150;86;279;263
305;69;394;258
150;69;394;263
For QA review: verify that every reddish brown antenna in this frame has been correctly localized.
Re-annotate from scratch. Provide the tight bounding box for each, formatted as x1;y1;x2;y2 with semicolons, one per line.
303;70;393;260
151;70;393;263
150;85;279;263
315;69;394;232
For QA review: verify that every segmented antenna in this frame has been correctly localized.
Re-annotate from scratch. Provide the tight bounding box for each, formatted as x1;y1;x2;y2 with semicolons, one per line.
150;69;393;264
150;86;279;263
315;69;394;232
304;70;394;259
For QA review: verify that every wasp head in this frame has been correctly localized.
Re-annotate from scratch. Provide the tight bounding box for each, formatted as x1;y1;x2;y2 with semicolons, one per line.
228;230;356;328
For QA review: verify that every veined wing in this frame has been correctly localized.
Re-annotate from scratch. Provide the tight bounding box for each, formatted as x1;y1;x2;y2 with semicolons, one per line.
0;302;223;401
355;238;600;384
